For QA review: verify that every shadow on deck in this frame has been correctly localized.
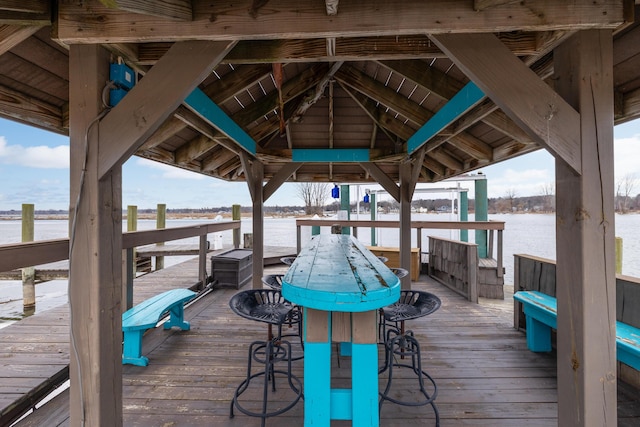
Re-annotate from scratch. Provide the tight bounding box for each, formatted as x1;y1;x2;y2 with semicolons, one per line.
10;270;640;426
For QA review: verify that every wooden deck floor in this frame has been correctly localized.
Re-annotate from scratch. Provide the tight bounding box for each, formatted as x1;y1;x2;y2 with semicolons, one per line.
6;263;640;426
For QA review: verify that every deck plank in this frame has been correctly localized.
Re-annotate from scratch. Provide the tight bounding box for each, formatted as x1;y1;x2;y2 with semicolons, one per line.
4;260;640;426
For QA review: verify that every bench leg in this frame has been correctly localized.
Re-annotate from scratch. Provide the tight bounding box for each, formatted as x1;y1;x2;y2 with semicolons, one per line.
163;304;190;330
525;315;552;352
122;329;149;366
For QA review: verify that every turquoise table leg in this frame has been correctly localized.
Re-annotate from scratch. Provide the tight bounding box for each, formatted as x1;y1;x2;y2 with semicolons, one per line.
351;343;379;427
304;341;331;427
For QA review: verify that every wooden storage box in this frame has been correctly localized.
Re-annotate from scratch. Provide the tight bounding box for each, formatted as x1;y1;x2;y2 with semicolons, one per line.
211;249;253;289
366;246;420;281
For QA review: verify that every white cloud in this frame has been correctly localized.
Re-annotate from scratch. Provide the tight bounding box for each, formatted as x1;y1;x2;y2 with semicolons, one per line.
614;134;640;180
0;136;69;168
136;158;204;180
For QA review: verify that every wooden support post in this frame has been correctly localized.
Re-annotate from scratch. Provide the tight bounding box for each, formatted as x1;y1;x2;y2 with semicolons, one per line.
399;164;412;289
156;203;166;270
21;203;35;312
232;204;241;248
69;44;123;426
251;163;264;289
554;30;616;426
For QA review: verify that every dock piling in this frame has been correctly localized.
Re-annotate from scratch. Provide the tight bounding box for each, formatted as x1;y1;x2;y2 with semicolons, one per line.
21;204;36;313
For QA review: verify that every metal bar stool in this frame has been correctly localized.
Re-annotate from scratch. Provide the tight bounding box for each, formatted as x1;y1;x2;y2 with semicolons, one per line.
262;274;304;359
228;289;303;427
378;282;441;426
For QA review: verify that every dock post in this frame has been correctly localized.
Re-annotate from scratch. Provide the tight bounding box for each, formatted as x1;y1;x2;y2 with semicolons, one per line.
156;203;166;270
370;193;377;246
460;190;469;242
21;203;36;313
616;237;623;274
340;184;351;235
232;204;241;248
128;205;137;277
474;176;488;258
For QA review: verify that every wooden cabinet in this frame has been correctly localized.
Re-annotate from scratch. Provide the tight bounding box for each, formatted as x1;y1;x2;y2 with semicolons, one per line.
366;246;420;281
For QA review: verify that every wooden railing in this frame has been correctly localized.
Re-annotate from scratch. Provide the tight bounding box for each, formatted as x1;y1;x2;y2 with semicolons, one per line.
0;221;241;308
295;219;504;276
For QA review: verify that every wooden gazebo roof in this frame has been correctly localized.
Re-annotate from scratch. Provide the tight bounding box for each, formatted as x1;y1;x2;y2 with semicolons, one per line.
2;1;639;185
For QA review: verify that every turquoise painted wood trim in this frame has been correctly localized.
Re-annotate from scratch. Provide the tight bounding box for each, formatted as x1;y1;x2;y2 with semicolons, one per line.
292;148;370;162
304;341;332;427
330;388;354;420
282;235;400;312
407;81;485;153
339;342;352;357
184;89;256;154
351;343;380;427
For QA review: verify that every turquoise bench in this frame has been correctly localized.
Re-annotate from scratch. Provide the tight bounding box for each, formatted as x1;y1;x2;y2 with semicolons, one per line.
514;290;640;370
122;288;197;366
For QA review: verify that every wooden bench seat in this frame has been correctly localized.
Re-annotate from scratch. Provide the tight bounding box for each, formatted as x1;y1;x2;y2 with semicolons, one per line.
122;288;197;366
514;290;640;371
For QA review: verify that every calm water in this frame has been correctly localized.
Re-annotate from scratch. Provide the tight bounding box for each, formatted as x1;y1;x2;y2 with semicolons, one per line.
2;213;639;325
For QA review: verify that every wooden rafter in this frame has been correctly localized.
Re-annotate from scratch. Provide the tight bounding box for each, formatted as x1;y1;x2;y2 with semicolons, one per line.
98;40;237;178
201;146;236;172
0;25;41;55
0;0;50;25
139;115;187;151
431;32;582;173
175;134;218;165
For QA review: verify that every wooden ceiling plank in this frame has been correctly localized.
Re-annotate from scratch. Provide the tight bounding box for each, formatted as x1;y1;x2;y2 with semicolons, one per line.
378;60;464;102
98;40;237;178
263;162;304;201
474;0;520;11
431;32;581;174
202;64;272;105
0;25;41;55
232;63;331;127
481;109;534;143
339;84;413;142
175;134;218;164
423;156;446;177
291;61;343;122
56;0;626;44
217;158;241;178
102;0;192;21
0;0;50;25
139;115;187;150
0;83;63;133
359;162;400;202
619;86;640;124
201;146;236;172
335;64;432;126
430;147;463;171
448;134;493;161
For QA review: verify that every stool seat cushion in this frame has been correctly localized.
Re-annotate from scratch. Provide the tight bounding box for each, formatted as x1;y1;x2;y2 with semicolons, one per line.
230;289;293;325
382;290;441;322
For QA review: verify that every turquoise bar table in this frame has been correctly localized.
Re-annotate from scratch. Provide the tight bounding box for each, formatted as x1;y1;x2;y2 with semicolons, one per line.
282;234;401;427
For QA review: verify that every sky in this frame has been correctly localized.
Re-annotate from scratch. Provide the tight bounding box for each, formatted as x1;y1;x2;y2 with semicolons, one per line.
0;116;639;211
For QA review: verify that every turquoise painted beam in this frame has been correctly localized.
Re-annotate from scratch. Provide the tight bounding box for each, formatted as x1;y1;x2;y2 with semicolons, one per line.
407;82;485;154
292;148;370;162
184;88;257;155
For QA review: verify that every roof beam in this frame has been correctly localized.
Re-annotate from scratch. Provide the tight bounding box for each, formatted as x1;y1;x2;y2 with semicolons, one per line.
185;88;257;155
359;162;400;202
99;0;192;21
138;33;546;64
0;83;64;134
335;65;432;126
292;149;370;162
263;162;304;201
98;40;237;178
202;64;273;105
407;82;485;153
201;146;236;172
448;134;493;162
175;134;218;165
56;0;626;43
139;115;187;151
0;25;41;55
430;32;581;173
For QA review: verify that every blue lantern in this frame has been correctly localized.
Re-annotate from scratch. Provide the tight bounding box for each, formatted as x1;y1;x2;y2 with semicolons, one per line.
331;184;340;199
363;194;370;203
